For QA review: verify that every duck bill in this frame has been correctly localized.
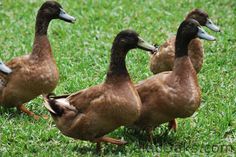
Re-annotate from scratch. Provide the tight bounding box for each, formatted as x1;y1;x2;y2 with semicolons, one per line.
197;26;216;41
0;62;12;74
43;96;57;114
44;101;56;114
59;8;76;23
137;37;157;54
205;18;220;32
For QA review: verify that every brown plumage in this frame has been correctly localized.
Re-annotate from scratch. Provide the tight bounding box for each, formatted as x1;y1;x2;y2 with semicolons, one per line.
44;30;156;150
150;9;220;74
0;1;75;119
132;19;216;142
150;9;220;130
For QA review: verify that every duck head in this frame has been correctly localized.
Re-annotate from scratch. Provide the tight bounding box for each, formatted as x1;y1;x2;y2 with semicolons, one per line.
177;19;216;42
175;19;215;57
0;62;12;74
107;30;157;78
113;30;157;54
186;9;220;32
38;1;76;23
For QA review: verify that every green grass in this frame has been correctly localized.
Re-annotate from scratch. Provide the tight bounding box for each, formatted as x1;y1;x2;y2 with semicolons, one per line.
0;0;235;156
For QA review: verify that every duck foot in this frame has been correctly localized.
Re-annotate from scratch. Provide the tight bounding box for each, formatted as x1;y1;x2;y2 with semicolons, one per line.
168;119;178;131
17;104;42;120
42;114;49;119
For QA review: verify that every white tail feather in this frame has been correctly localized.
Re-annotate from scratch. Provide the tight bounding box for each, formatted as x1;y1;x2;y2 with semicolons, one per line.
56;98;70;106
56;98;77;111
44;97;76;114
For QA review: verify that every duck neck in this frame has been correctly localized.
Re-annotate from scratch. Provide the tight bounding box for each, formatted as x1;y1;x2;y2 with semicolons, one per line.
31;12;53;59
173;35;196;76
35;12;51;35
188;39;204;73
175;35;190;58
106;45;130;83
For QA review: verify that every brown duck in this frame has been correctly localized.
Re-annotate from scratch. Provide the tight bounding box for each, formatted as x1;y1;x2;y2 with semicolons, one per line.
133;19;216;143
44;30;156;150
150;9;220;74
150;9;220;130
45;30;155;148
0;1;75;119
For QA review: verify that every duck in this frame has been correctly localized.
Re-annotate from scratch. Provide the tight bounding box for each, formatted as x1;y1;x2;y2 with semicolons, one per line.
0;61;12;75
150;9;220;130
44;30;156;151
0;1;76;119
150;9;220;74
132;19;215;143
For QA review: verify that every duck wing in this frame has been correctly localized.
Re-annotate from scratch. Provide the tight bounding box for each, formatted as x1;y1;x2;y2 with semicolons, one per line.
68;84;105;112
44;84;105;116
0;55;29;91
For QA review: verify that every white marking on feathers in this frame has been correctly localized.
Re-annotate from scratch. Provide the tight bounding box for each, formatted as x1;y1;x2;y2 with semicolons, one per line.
56;98;70;106
56;98;77;110
44;98;76;114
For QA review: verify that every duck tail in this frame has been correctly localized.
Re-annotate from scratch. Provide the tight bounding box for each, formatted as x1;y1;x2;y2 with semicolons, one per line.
43;93;64;116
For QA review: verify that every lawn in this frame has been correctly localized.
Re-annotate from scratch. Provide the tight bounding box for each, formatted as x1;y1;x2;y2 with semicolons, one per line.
0;0;235;156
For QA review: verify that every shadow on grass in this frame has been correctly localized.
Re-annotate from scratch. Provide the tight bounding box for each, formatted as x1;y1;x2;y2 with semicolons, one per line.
0;107;20;119
71;139;128;156
71;126;178;156
0;106;43;122
123;125;177;148
72;145;96;155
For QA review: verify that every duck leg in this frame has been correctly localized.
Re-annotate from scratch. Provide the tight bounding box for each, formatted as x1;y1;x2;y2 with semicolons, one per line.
168;119;178;131
17;104;40;120
92;136;127;153
146;127;154;143
93;136;127;145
